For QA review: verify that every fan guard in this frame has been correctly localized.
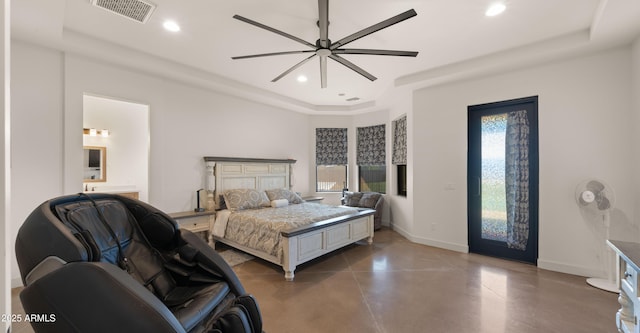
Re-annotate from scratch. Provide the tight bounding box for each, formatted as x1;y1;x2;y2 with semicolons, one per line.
575;179;615;215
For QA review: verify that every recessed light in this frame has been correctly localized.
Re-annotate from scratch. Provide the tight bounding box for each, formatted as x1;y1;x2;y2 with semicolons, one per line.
297;75;308;83
485;3;506;17
163;20;181;32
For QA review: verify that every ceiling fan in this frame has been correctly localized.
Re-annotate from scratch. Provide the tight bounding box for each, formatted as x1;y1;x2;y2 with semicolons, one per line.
232;0;419;88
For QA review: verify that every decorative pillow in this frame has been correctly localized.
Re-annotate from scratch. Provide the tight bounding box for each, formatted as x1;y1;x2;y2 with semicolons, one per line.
265;188;304;204
344;192;363;206
359;192;382;208
223;189;270;211
271;199;289;208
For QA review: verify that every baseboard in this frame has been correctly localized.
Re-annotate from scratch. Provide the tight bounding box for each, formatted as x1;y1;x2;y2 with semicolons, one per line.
389;222;410;237
390;224;598;277
537;258;602;278
391;224;469;253
412;236;469;253
389;223;412;243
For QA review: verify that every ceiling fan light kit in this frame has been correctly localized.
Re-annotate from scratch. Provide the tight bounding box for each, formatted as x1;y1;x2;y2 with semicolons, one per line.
232;0;419;88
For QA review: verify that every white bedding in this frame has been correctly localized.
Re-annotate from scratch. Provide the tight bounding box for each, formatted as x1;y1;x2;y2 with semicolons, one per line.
212;209;231;238
212;203;359;260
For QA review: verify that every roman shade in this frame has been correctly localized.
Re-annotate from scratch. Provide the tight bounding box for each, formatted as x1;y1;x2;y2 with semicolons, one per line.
316;128;348;165
357;124;385;166
392;115;407;165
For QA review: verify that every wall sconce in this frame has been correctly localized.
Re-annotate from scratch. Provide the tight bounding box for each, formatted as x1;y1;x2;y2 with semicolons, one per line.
83;128;110;137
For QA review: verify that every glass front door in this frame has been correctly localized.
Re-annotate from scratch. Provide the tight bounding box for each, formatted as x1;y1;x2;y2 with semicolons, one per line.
468;96;539;264
481;114;508;242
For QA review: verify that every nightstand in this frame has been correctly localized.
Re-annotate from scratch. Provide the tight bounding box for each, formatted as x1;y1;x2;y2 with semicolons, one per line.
169;210;215;245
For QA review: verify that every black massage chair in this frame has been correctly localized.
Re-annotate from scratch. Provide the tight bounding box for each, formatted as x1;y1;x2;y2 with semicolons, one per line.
15;193;263;333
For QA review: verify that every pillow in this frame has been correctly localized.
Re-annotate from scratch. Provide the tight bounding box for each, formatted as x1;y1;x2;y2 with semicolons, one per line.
344;192;363;206
223;189;270;211
359;192;382;208
271;199;289;208
265;188;304;204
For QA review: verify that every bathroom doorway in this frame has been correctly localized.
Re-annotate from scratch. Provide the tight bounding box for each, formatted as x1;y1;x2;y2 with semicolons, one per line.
83;94;150;201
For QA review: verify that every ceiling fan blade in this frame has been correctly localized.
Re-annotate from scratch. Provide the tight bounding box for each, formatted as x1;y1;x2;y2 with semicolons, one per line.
333;49;418;57
232;50;315;60
318;0;329;48
271;54;317;82
233;15;316;49
330;9;417;50
320;56;327;88
329;54;377;81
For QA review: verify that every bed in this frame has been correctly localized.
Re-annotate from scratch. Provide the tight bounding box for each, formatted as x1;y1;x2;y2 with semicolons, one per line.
204;156;375;281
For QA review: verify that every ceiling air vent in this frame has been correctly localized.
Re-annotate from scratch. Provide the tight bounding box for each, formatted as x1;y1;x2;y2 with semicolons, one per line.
90;0;156;24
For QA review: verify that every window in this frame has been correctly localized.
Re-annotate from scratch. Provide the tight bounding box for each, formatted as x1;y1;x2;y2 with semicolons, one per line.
317;165;348;192
397;164;407;196
316;128;348;192
359;165;386;193
392;116;407;197
357;124;386;193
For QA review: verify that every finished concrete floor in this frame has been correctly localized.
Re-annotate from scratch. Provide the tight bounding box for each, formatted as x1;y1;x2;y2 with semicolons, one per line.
12;228;619;332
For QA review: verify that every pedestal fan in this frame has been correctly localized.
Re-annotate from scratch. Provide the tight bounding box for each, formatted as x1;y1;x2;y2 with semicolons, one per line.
575;179;618;292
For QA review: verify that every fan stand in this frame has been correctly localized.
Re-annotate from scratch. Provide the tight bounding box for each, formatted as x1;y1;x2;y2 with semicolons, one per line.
586;277;618;293
586;212;619;293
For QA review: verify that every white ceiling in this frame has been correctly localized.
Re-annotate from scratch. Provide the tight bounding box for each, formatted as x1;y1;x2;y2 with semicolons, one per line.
11;0;640;114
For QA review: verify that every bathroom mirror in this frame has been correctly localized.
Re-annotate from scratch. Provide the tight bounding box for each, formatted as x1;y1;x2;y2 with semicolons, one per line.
83;146;106;182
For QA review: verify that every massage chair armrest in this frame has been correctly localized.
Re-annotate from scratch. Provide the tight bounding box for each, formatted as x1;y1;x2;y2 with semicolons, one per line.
20;262;186;333
179;229;246;296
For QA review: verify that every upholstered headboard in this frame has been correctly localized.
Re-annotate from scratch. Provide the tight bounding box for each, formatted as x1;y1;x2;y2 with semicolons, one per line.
203;157;296;209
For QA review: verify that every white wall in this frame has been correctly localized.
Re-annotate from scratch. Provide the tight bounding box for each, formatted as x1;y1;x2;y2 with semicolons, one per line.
379;87;414;235
632;37;640;230
413;47;638;276
10;41;65;286
1;0;9;330
83;95;150;201
9;41;311;286
8;37;640;289
63;54;311;212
